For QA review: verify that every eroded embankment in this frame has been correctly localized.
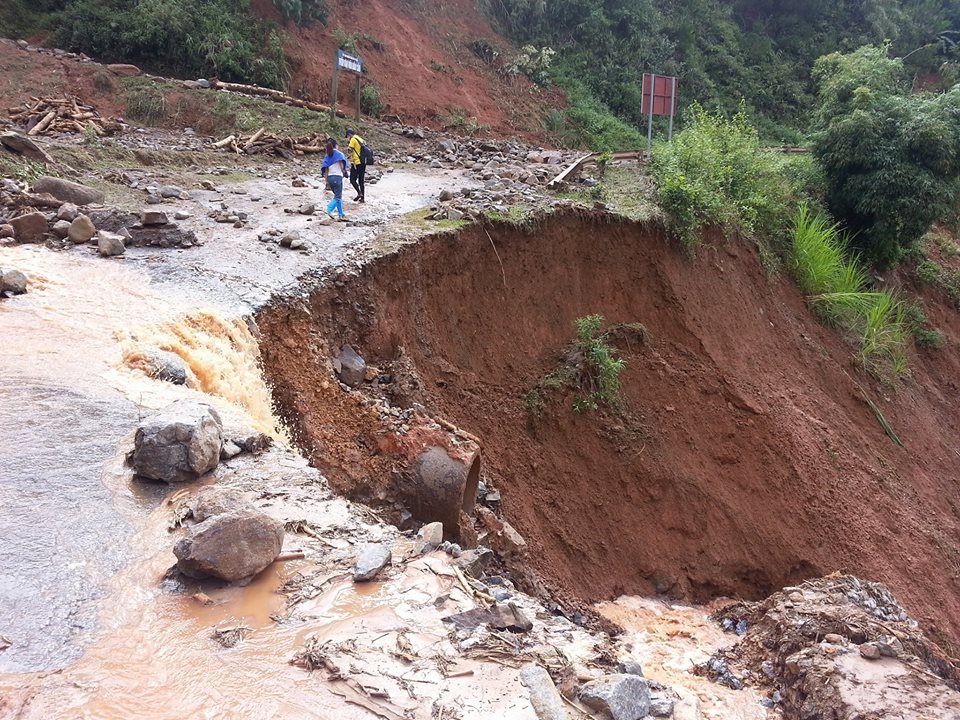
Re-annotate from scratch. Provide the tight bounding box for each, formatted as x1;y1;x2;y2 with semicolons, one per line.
257;210;960;647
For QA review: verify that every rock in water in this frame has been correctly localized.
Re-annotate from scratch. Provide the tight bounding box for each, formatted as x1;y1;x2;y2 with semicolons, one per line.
333;344;366;387
33;176;105;205
0;268;28;294
10;212;48;243
97;230;125;256
519;665;570;720
131;400;223;482
188;486;249;522
174;509;283;582
579;674;650;720
67;214;96;244
141;348;188;384
353;543;392;581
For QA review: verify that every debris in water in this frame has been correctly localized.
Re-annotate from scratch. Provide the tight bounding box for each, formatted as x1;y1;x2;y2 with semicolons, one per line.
210;623;251;648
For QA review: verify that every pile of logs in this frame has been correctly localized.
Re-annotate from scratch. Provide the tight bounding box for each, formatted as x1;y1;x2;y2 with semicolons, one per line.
211;128;331;159
6;96;124;137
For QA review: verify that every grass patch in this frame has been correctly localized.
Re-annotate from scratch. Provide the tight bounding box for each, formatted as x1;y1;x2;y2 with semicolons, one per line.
403;207;470;231
791;205;909;379
438;107;487;135
122;77;168;126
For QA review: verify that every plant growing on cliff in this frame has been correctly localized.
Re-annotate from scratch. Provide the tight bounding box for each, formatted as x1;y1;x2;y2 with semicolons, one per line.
573;315;625;412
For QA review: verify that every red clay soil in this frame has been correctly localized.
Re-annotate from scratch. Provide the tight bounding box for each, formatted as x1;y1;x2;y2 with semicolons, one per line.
251;0;563;140
258;210;960;649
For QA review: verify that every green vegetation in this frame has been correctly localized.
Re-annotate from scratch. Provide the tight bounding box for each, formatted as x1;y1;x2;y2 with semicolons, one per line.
51;0;289;88
812;44;960;267
483;0;960;143
334;28;361;53
122;77;168;126
505;45;555;86
438;107;487;135
572;315;626;413
649;103;804;251
359;84;384;117
272;0;327;26
791;205;909;378
548;73;647;151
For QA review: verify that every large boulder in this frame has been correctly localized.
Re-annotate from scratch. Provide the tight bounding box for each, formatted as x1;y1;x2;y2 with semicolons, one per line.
174;509;284;582
187;486;249;522
33;176;104;206
579;674;650;720
141;348;188;384
333;344;366;387
67;214;96;244
97;230;125;256
131;400;223;482
0;268;28;294
10;211;48;243
0;132;52;163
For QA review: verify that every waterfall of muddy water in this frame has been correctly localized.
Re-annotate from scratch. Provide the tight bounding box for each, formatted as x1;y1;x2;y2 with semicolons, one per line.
0;246;286;674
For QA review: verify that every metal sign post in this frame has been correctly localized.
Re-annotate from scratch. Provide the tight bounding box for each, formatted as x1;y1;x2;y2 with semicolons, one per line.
331;49;364;123
642;73;679;152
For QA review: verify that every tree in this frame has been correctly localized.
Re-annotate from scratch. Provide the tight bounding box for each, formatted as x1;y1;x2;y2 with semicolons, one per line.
811;44;960;267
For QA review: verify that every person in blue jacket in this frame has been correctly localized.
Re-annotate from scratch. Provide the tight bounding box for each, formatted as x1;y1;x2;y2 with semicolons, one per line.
320;137;349;220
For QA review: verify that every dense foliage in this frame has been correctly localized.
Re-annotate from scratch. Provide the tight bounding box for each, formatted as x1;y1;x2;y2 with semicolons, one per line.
812;45;960;267
649;103;809;250
483;0;960;143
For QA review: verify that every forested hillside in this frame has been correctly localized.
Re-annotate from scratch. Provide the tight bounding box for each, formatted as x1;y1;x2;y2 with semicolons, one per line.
484;0;960;141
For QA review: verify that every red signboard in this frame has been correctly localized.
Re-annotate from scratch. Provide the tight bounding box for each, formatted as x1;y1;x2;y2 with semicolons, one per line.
642;73;678;117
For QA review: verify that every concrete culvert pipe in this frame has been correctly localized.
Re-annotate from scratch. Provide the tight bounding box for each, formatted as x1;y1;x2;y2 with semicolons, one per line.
412;446;481;539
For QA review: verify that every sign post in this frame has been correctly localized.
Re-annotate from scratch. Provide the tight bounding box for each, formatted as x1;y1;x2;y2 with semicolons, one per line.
641;73;679;153
331;49;364;123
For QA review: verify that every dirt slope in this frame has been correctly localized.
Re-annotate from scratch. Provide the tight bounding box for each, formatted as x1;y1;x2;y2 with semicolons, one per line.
259;211;960;650
252;0;562;139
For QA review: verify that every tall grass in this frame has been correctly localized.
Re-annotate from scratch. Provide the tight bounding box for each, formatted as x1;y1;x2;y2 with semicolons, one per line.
792;205;908;378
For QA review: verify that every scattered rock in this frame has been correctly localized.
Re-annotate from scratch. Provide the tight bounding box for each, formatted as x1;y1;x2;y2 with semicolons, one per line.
108;63;141;76
455;547;493;578
648;696;675;718
417;521;444;552
439;189;455;201
188;486;249;522
97;230;125;256
485;519;527;557
333;344;366;387
579;674;650;720
353;543;392;582
859;643;882;660
56;203;79;221
174;509;284;582
0;224;13;239
33;176;104;206
173;210;192;220
519;665;570;720
140;209;169;226
67;214;96;244
298;203;315;215
51;219;71;238
279;230;299;248
0;268;28;295
0;132;53;163
141;348;188;384
237;432;272;454
220;440;243;460
158;185;187;199
617;661;644;677
493;602;533;632
10;211;48;243
289;237;307;250
131;400;223;483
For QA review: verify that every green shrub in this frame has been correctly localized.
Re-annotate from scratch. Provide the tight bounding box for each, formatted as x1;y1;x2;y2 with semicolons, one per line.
650;103;801;251
573;315;625;412
554;72;646;151
469;39;499;65
505;45;555;87
812;44;960;267
334;28;360;53
122;78;167;125
791;204;865;296
272;0;328;26
53;0;289;89
360;84;384;117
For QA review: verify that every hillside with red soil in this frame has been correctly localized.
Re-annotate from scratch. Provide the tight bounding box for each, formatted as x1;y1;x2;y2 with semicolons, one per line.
259;211;960;650
252;0;563;140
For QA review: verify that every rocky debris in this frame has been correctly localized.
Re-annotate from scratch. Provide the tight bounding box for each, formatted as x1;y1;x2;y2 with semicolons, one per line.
131;400;223;483
208;204;248;228
56;203;78;221
0;131;53;163
298;203;315;215
443;602;533;633
33;176;105;206
455;547;494;578
0;224;13;239
520;665;570;720
578;674;650;720
90;209;199;248
67;214;96;243
7;96;124;137
185;486;249;523
140;209;168;226
709;574;960;718
97;230;125;256
10;211;48;243
333;345;366;387
417;521;444;553
0;267;28;295
648;695;675;717
236;432;272;454
352;543;392;582
477;508;527;558
174;509;284;582
220;440;243;459
51;219;71;237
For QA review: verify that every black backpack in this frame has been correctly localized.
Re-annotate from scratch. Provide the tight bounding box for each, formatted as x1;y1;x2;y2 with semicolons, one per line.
360;141;376;165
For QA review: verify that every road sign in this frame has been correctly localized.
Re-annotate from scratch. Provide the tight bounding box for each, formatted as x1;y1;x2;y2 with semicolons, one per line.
337;50;363;75
641;73;678;151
